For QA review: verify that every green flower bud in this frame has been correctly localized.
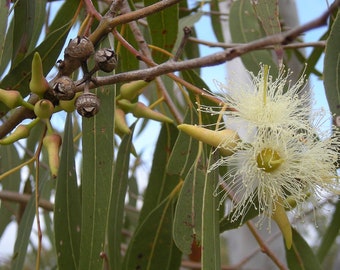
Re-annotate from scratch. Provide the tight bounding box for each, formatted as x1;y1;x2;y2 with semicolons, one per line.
29;52;49;97
119;80;150;101
34;99;54;119
177;124;240;156
43;133;62;178
117;99;173;123
0;124;30;145
271;200;292;249
115;108;131;137
0;89;24;109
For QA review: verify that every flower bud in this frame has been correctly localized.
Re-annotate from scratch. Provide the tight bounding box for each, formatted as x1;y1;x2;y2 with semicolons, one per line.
0;124;31;145
271;200;292;249
65;36;94;61
0;89;24;109
94;48;117;72
29;52;49;97
115;108;131;137
177;124;240;156
34;99;54;119
52;76;76;100
75;92;100;118
43;133;62;178
119;80;150;101
117;99;173;123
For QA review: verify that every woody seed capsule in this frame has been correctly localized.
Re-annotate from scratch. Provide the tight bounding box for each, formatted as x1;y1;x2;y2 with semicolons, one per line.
75;92;100;118
65;36;94;61
53;76;76;100
94;48;117;72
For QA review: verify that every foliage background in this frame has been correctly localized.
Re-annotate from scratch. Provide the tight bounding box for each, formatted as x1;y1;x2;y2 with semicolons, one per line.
0;0;339;269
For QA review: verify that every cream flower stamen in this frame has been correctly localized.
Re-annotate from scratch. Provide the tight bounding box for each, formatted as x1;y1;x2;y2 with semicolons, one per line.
199;65;340;228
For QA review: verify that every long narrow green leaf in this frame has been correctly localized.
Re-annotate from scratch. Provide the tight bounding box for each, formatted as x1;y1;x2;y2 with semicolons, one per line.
0;0;9;71
317;199;340;262
54;113;81;270
123;192;182;270
27;0;47;54
144;0;178;63
229;0;278;76
173;163;205;254
107;124;134;270
0;144;21;237
139;124;179;222
12;0;35;66
79;85;115;270
202;151;220;269
167;108;199;177
11;171;49;270
286;228;322;270
324;11;340;117
210;0;224;43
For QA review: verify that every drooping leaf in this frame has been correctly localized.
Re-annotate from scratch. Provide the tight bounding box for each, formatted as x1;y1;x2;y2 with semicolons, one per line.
201;150;220;269
317;198;340;262
229;0;278;76
173;162;205;254
123;190;182;270
54;113;81;270
252;0;282;62
27;0;48;54
0;144;21;237
324;11;340;117
286;228;322;270
144;0;178;63
11;0;35;66
79;84;115;270
107;124;134;270
139;124;180;221
11;171;50;270
0;0;9;73
167;108;199;177
210;0;225;43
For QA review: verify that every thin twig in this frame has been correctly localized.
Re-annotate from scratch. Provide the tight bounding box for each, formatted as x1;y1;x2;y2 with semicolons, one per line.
246;222;288;270
188;37;326;50
0;190;54;211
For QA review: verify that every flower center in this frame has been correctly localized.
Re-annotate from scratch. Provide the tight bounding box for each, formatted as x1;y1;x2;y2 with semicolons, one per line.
256;148;283;172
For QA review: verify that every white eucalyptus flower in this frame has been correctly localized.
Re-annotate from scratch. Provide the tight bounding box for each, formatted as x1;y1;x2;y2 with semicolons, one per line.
199;65;340;227
212;127;340;227
199;65;311;137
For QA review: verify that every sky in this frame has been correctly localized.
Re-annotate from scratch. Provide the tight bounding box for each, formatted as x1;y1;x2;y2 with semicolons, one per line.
0;0;333;263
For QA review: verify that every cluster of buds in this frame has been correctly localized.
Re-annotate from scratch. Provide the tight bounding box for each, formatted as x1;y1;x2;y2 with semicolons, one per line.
115;80;174;137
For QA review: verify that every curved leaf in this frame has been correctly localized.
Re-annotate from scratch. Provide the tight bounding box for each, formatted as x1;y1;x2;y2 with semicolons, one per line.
54;113;81;270
0;144;21;237
144;0;178;62
229;0;278;76
324;11;340;117
286;228;322;270
79;84;115;270
123;192;182;270
108;124;135;270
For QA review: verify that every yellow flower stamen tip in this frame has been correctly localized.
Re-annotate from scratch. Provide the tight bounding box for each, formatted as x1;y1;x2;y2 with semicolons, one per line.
256;148;283;172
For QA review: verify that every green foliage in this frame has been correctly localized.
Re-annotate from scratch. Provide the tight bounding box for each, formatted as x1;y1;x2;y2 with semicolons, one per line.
0;1;339;270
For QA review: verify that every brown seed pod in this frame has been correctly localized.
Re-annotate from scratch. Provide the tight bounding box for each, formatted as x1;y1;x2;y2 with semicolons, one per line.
75;92;100;118
94;48;117;72
52;76;76;100
65;36;94;61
